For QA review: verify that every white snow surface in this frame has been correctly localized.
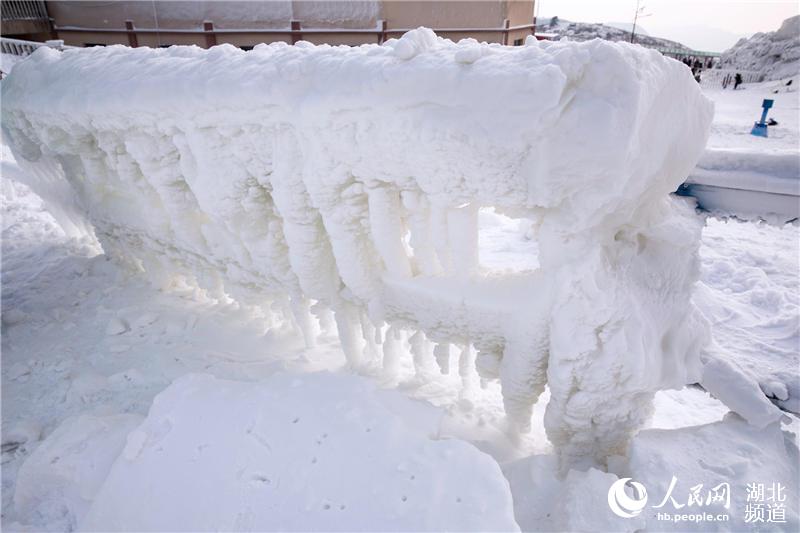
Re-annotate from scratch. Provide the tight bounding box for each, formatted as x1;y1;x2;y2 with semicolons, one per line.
13;414;143;531
0;54;21;76
690;77;799;224
2;31;716;470
80;372;518;532
628;414;799;532
704;78;799;156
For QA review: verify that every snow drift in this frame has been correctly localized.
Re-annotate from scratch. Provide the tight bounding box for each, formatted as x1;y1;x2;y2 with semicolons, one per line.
79;372;520;531
1;29;714;468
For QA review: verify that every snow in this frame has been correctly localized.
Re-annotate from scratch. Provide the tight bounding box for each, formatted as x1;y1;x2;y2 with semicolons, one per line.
1;30;798;531
2;32;716;470
0;53;22;76
701;358;784;428
2;163;799;530
539;17;691;53
703;79;799;156
80;373;518;532
692;151;798;194
687;73;800;223
628;414;799;531
720;15;800;82
13;414;143;531
697;218;799;416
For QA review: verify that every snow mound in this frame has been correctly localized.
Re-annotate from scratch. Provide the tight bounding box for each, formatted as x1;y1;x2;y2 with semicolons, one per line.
2;32;714;468
504;454;645;532
720;15;800;82
13;414;144;531
701;358;783;428
628;413;799;530
80;372;519;531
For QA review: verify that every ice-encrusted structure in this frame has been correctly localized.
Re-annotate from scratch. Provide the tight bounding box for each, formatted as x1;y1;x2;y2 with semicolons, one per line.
720;15;800;82
1;29;714;468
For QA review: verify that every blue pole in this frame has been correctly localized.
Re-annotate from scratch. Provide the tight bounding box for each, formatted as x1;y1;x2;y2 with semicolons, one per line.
751;99;774;138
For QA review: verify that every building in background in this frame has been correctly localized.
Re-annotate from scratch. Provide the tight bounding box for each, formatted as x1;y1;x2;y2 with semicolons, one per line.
2;0;52;39
1;0;537;48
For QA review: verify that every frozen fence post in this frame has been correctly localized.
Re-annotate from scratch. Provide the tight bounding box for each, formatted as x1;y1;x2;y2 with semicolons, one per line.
1;29;715;471
124;20;138;48
203;21;217;49
501;18;510;45
378;19;387;44
290;20;302;45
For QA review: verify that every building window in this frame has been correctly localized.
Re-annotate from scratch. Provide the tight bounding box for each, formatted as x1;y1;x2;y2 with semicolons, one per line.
513;38;524;46
83;43;106;47
240;45;254;51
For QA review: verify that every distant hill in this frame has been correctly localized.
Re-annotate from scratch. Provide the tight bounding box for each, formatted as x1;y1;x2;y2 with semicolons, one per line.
537;17;693;53
605;22;649;36
719;15;800;81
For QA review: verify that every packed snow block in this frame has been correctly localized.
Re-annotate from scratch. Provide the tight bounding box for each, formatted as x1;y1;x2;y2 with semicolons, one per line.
1;29;714;469
628;413;799;531
701;358;784;428
13;414;144;531
80;373;520;531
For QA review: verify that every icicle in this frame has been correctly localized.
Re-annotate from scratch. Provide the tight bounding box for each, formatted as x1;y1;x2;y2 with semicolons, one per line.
429;203;452;273
433;342;451;374
447;203;479;277
271;127;342;303
499;332;549;435
401;190;440;275
458;343;474;391
270;297;292;331
313;305;334;337
382;325;401;379
359;312;379;363
475;348;501;382
260;303;276;332
290;296;316;348
408;330;430;378
367;187;412;277
334;305;362;367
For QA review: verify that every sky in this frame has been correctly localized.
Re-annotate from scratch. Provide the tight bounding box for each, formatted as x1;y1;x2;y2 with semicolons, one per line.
535;0;799;52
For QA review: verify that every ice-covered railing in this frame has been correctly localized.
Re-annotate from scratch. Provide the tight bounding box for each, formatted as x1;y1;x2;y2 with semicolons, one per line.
1;29;714;469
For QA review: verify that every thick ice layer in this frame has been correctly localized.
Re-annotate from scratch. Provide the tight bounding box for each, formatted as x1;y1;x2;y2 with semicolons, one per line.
1;29;714;468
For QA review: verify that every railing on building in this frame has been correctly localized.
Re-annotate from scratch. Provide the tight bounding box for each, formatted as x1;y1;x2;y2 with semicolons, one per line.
0;36;73;56
700;68;764;86
51;18;538;47
0;37;62;79
653;47;721;59
1;0;48;22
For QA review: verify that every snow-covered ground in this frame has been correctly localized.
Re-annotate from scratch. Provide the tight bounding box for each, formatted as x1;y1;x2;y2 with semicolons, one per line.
1;48;799;531
704;77;798;155
689;75;799;223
